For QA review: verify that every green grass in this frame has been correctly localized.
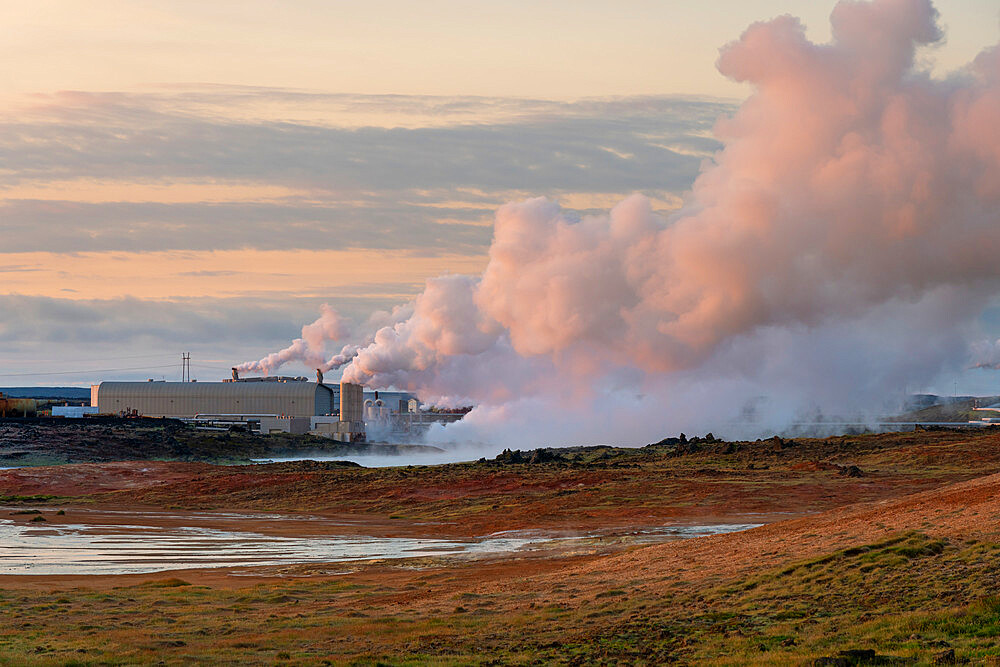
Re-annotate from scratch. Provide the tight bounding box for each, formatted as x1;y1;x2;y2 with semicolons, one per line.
0;494;65;504
4;531;997;665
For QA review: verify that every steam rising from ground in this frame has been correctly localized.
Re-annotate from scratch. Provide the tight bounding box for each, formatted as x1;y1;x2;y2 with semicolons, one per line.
244;0;1000;450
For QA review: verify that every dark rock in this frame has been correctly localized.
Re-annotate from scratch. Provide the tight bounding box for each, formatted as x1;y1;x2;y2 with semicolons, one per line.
812;658;850;667
838;465;864;478
528;449;565;464
495;449;525;464
813;649;892;666
932;648;956;664
673;441;700;455
839;649;876;661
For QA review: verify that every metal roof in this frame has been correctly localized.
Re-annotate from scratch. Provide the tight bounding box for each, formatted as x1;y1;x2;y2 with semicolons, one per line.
96;381;335;418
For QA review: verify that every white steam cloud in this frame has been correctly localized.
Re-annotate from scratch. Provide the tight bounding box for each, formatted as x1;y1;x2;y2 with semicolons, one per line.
971;339;1000;370
236;304;358;375
244;0;1000;449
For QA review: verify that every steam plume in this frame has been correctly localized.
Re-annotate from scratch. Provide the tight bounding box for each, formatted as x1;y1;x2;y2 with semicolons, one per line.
971;339;1000;370
254;0;1000;446
236;304;356;375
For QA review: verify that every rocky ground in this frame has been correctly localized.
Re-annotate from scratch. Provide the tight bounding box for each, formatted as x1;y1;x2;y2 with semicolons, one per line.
2;428;1000;664
0;417;439;466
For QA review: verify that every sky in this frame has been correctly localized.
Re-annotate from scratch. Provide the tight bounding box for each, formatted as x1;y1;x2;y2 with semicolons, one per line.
1;0;998;393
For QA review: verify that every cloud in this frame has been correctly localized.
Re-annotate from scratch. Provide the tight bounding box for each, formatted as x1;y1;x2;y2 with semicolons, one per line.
0;199;492;254
0;91;729;257
0;92;726;191
0;293;403;350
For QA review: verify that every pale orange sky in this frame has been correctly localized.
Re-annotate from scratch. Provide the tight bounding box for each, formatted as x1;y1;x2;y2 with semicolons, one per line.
0;0;996;382
0;1;994;98
1;249;488;301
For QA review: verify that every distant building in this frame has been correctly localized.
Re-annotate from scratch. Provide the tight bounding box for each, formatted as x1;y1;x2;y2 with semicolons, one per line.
94;380;336;419
51;405;99;418
91;379;368;440
970;403;1000;426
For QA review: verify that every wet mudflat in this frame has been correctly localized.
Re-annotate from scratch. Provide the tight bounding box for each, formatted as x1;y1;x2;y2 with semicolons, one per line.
0;507;760;575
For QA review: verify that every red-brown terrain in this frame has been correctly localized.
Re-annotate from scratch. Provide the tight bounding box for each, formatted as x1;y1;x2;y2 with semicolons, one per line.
2;426;1000;664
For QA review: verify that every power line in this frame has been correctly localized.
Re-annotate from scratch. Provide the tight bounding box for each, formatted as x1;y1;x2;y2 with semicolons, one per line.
0;364;180;378
191;362;240;371
0;352;178;365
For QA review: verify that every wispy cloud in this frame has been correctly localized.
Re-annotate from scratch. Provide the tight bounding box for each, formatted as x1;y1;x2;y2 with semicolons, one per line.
0;91;729;259
0;89;733;376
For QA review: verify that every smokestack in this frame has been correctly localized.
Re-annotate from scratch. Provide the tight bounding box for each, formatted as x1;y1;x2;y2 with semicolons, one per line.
231;367;239;381
316;368;324;384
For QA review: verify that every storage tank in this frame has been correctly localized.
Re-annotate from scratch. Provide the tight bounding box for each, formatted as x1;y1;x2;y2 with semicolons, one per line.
340;382;364;423
0;392;37;418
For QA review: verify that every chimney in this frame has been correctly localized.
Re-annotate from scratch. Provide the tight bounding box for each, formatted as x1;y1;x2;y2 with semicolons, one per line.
316;369;324;384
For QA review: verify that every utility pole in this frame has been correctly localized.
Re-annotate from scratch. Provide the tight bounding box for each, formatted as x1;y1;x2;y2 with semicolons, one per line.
182;352;191;383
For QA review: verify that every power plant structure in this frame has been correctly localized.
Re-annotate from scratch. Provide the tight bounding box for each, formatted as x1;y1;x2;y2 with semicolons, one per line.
87;370;464;441
92;375;369;441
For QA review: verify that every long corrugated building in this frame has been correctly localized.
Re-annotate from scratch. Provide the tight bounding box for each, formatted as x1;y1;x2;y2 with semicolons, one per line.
94;381;336;418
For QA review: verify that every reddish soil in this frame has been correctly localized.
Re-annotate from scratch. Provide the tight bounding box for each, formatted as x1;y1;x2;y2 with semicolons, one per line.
4;429;1000;664
0;460;212;496
4;428;1000;538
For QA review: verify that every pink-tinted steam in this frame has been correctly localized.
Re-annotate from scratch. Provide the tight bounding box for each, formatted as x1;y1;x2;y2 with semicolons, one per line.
237;304;354;375
252;0;1000;444
344;0;1000;408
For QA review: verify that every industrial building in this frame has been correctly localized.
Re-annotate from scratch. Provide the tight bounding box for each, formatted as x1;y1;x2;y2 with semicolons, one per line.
92;378;367;441
52;405;99;418
0;392;36;418
94;380;336;418
83;367;466;441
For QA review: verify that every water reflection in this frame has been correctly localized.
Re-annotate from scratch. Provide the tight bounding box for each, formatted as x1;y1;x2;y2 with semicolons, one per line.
0;518;761;575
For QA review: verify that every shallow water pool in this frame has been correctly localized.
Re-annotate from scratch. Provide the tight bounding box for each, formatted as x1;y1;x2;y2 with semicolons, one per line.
0;517;761;576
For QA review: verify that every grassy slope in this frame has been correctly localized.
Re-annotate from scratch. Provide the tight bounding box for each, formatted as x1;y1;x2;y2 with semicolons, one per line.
2;532;999;665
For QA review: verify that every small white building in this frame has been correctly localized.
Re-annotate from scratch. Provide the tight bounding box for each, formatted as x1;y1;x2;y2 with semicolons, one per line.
971;403;1000;426
51;405;99;418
